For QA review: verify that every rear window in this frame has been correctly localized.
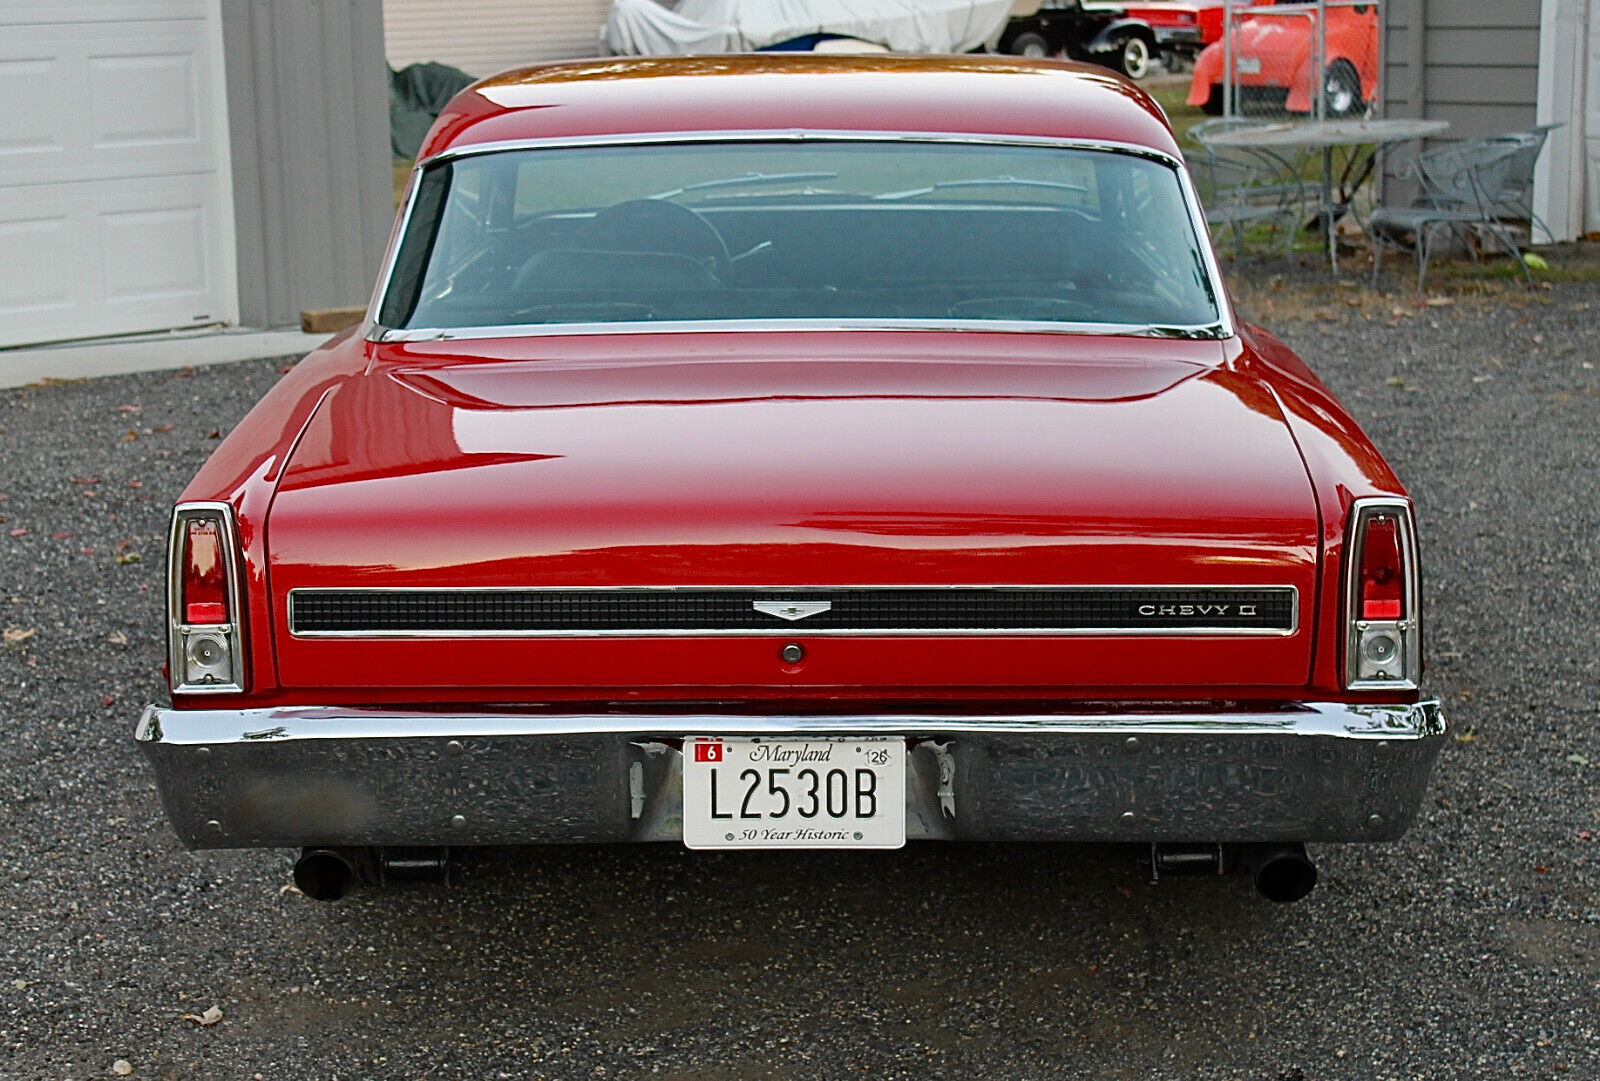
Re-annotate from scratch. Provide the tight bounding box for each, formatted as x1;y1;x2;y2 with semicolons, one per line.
378;140;1221;333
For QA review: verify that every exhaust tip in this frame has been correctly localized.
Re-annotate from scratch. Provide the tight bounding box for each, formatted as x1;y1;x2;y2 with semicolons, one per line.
1247;844;1318;904
293;848;358;901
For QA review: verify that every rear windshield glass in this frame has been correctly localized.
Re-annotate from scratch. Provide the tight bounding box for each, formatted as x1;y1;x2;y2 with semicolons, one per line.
379;140;1220;332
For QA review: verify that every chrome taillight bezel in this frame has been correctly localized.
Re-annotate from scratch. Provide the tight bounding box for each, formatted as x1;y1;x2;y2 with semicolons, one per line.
167;502;246;694
1343;497;1421;691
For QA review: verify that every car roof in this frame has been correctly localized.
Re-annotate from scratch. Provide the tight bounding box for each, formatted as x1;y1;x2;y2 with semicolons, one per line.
419;54;1181;162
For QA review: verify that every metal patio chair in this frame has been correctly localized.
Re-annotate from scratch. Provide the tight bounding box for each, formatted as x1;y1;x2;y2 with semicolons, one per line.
1187;119;1315;257
1369;126;1555;291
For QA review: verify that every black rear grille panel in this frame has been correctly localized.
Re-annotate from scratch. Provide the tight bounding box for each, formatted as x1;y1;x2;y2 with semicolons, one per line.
289;587;1296;635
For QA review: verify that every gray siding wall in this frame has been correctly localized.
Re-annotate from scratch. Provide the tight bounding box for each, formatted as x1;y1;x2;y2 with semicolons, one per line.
1385;0;1542;134
222;0;393;328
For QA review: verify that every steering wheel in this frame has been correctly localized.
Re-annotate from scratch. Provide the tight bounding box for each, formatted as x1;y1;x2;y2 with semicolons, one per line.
580;199;730;281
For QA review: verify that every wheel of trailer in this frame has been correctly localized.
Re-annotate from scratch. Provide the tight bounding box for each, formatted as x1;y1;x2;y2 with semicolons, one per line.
1010;31;1052;59
1322;59;1362;118
1118;35;1152;79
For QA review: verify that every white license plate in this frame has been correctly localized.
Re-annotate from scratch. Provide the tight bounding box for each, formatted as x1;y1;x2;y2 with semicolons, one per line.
1236;56;1261;74
681;737;906;850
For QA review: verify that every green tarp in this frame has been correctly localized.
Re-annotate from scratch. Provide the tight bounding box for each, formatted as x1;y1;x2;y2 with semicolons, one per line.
390;61;476;159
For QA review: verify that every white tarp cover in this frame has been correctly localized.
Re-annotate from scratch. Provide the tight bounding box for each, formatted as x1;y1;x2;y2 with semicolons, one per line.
601;0;1015;56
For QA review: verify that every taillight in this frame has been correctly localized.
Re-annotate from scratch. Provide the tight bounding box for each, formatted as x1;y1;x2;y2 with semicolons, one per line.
181;519;228;624
168;503;245;692
1358;515;1403;620
1345;498;1420;689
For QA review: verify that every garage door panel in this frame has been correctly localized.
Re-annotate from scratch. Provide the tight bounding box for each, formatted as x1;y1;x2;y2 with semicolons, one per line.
90;51;201;151
0;171;223;344
0;57;66;157
0;214;73;317
0;20;216;185
102;204;210;307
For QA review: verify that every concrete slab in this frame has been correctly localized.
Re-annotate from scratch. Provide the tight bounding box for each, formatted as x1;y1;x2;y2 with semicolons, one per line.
0;327;334;389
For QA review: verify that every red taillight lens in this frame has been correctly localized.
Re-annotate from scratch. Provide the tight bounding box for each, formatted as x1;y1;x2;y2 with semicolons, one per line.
1359;515;1404;620
181;518;229;624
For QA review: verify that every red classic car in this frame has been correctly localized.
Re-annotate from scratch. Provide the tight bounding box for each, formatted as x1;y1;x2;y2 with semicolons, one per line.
137;54;1442;905
1188;1;1379;116
1088;0;1227;69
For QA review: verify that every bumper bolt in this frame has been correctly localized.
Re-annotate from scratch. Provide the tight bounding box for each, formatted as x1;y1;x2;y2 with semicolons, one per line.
1366;814;1386;831
445;739;464;757
450;814;467;830
780;643;805;664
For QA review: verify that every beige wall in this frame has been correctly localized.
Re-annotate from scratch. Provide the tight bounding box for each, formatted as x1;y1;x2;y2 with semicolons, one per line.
384;0;612;77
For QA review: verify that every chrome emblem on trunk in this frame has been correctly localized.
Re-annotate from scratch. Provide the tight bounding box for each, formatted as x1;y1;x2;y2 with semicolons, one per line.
753;600;832;621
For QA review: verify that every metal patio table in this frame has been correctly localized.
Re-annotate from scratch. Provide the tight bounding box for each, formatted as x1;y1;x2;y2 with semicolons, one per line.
1204;118;1451;273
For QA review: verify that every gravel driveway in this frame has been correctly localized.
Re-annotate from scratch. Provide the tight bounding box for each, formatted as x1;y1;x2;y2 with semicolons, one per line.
1;265;1596;1080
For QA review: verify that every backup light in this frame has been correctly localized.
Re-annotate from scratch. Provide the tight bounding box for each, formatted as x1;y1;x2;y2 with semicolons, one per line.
168;503;245;693
1345;498;1420;690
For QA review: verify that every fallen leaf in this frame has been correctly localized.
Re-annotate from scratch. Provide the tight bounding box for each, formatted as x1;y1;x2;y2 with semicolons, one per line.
112;1060;134;1076
127;480;142;489
2;626;37;645
106;630;129;646
180;1004;224;1027
1472;374;1493;383
1424;296;1454;307
1385;376;1406;388
103;695;115;707
205;429;221;440
1453;728;1478;744
115;404;142;414
1534;865;1551;874
114;552;141;565
69;476;99;485
1567;753;1591;767
1580;831;1593;841
122;429;139;443
153;424;174;433
51;532;73;540
1523;252;1549;272
8;528;26;537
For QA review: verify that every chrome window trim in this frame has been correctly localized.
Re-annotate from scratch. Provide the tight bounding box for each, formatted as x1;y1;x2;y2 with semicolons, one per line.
168;502;247;695
286;584;1298;639
1343;497;1422;691
366;130;1234;343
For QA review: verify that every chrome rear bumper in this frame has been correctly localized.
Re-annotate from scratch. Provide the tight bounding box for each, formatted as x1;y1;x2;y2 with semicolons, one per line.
136;701;1444;848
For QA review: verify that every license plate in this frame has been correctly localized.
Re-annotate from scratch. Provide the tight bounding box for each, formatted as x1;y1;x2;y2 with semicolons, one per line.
1236;56;1261;74
681;737;906;850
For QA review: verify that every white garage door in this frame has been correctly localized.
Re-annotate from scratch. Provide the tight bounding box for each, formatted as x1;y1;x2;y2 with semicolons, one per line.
0;1;235;348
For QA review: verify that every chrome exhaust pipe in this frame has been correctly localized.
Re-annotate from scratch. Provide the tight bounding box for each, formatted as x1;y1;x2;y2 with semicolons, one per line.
1242;843;1318;903
293;847;360;901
